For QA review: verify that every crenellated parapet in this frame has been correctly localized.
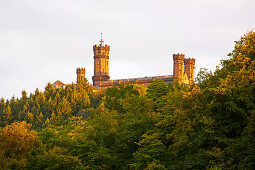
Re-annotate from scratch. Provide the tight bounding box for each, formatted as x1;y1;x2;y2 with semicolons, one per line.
173;53;185;60
173;54;196;84
92;33;110;86
184;58;195;65
76;67;85;74
173;53;185;82
59;35;197;91
184;58;196;83
93;44;110;58
76;67;86;82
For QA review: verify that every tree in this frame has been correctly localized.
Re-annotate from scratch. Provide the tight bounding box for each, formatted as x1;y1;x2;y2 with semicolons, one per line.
0;121;40;169
180;30;255;168
2;105;13;126
28;146;85;169
0;121;39;159
57;97;71;117
131;133;167;169
146;79;168;102
44;82;54;100
21;90;27;101
26;111;34;124
195;68;212;89
104;84;139;113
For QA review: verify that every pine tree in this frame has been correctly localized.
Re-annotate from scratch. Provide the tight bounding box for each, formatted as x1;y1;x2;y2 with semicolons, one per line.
2;105;13;126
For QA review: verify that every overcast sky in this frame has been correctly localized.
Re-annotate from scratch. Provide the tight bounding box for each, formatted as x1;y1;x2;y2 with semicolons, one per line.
0;0;254;99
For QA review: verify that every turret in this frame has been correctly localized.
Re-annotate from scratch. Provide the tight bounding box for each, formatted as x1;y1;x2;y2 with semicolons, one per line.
173;53;185;83
92;33;110;87
76;67;85;82
184;58;196;83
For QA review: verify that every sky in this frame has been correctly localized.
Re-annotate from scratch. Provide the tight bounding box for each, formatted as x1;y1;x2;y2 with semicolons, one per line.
0;0;254;99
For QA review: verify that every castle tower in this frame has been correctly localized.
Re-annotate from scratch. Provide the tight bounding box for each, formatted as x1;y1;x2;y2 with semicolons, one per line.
184;58;196;83
92;33;110;87
76;67;86;82
173;53;185;83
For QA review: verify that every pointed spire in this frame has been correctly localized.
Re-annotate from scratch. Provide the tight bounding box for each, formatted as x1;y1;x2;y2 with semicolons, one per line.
99;32;104;45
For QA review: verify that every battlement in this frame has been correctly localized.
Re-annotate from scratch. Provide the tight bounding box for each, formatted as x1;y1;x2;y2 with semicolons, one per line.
93;44;110;59
76;67;86;82
184;58;196;65
173;53;185;60
93;33;110;86
76;67;85;74
90;35;196;89
93;44;110;52
55;35;197;91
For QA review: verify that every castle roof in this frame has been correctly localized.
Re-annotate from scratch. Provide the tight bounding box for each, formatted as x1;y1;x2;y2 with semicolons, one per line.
52;80;65;88
103;75;173;83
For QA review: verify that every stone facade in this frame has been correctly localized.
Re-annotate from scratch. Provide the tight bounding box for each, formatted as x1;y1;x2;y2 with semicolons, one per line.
173;53;196;84
92;34;110;88
76;67;86;82
77;35;196;89
98;75;174;90
184;58;196;84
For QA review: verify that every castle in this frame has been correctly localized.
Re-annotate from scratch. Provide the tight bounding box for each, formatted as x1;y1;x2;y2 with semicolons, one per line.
53;34;196;89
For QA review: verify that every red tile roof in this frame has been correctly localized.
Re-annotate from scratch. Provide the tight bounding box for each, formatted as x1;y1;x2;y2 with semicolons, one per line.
52;80;65;88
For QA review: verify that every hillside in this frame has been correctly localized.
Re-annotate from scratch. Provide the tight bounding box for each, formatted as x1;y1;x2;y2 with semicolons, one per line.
0;31;254;169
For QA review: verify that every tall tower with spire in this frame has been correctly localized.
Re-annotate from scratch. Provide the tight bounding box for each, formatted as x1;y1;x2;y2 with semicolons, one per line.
92;33;110;87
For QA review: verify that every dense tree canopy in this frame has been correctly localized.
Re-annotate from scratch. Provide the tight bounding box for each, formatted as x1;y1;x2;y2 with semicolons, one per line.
0;31;254;169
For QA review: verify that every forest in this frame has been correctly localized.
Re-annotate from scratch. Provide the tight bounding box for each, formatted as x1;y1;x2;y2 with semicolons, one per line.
0;31;254;169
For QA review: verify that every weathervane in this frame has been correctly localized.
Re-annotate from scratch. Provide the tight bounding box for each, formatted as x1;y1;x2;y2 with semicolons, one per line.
100;32;104;45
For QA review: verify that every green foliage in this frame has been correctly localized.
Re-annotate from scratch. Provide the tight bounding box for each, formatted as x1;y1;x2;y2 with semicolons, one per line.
195;68;212;88
104;84;139;113
146;79;168;101
29;146;85;169
0;78;97;130
1;105;13;127
131;133;167;169
0;31;254;169
0;121;39;159
0;121;40;169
